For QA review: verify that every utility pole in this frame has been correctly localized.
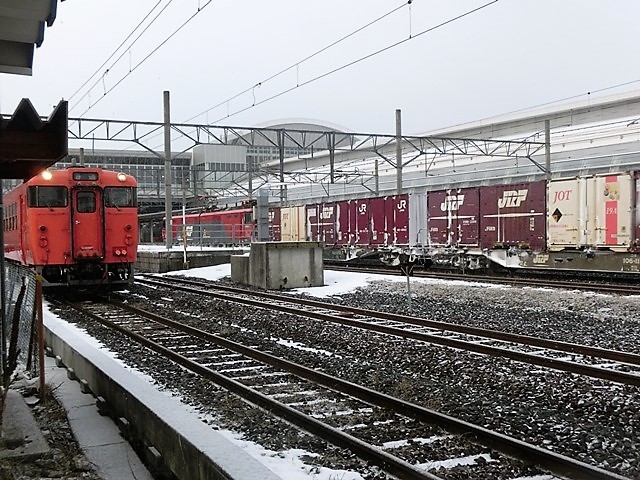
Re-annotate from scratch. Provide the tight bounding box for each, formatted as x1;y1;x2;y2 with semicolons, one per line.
164;91;173;250
396;109;402;195
545;119;551;180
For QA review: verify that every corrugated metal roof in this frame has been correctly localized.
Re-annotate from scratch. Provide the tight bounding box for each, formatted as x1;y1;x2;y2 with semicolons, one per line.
0;0;61;75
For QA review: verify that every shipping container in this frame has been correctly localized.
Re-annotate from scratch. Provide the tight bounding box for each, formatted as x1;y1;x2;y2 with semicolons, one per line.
591;173;633;249
384;194;409;245
335;200;351;245
548;173;634;250
269;206;281;241
280;205;306;241
479;180;546;250
353;198;371;245
427;187;480;247
408;192;428;248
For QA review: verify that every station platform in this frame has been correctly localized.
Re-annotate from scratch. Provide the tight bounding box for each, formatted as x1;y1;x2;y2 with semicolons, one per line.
1;356;152;480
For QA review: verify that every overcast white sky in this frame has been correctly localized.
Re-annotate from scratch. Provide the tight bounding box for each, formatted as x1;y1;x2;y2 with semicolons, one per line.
1;0;640;145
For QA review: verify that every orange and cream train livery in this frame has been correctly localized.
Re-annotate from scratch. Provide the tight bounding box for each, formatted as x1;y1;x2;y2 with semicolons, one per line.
3;168;138;289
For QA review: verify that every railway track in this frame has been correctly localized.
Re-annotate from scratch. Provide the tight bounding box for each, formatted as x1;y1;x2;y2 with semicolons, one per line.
59;297;628;480
325;264;640;296
137;274;640;387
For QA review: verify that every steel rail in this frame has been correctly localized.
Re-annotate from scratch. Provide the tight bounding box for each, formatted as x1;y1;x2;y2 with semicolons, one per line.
92;299;628;480
64;300;441;480
327;265;640;295
137;276;640;386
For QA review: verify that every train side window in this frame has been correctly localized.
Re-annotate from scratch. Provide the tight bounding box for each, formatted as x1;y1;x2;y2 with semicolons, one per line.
76;191;96;213
104;187;137;208
28;186;68;208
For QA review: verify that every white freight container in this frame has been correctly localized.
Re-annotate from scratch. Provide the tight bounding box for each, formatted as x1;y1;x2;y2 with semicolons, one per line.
548;173;633;250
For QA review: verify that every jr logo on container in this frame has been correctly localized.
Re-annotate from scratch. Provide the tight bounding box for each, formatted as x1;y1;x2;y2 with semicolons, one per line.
440;195;465;211
497;189;528;208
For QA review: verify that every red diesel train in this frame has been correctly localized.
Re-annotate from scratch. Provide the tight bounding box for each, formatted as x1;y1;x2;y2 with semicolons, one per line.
3;168;138;288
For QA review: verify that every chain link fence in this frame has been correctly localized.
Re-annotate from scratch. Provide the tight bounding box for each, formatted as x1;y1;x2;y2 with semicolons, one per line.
4;264;38;382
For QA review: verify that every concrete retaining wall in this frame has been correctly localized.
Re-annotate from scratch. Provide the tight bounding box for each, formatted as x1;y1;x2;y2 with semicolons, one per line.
136;250;241;273
44;317;281;480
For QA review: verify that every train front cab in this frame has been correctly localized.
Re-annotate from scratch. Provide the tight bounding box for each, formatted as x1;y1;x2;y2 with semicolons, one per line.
29;169;137;289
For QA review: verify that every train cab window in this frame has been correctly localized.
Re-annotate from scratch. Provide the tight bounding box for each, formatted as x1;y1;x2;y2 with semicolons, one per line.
28;186;68;208
105;187;137;208
76;191;96;213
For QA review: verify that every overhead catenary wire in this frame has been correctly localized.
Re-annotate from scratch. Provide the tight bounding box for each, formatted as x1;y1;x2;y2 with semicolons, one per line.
145;0;498;152
127;0;414;152
67;0;167;105
74;0;213;119
208;0;499;126
184;0;411;124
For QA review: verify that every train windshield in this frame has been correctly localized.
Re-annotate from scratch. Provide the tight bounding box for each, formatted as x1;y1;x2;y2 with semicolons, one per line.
76;191;96;213
104;187;137;208
28;186;68;208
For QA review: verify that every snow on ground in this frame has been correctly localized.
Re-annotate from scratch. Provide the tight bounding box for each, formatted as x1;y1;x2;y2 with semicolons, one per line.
159;262;506;298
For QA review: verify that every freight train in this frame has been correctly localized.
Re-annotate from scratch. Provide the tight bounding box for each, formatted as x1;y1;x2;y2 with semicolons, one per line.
3;168;138;288
167;170;640;275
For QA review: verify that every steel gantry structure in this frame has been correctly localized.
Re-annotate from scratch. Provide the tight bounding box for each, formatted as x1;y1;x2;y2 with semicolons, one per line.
67;115;547;203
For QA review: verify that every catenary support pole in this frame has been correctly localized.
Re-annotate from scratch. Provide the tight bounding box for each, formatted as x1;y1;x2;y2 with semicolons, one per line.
545;119;551;180
396;109;402;195
164;91;173;250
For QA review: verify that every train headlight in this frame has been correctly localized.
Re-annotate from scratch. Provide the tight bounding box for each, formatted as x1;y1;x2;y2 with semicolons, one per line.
117;172;127;182
41;170;53;181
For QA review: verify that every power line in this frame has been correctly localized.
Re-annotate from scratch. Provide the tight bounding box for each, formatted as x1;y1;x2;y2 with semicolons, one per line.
126;0;413;151
74;0;213;118
209;0;499;124
146;0;497;151
184;1;411;123
67;0;167;105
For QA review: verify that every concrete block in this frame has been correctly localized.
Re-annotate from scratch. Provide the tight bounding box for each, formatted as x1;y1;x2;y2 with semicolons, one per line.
79;379;92;394
247;241;324;289
230;254;250;284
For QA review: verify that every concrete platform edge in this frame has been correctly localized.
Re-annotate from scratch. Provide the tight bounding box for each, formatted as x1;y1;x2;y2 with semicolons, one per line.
44;313;282;480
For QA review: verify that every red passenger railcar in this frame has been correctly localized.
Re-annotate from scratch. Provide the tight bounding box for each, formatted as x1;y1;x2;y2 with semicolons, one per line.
3;168;138;288
169;208;254;245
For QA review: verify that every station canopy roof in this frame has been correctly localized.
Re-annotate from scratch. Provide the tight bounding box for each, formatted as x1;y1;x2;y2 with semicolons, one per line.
0;0;61;75
0;99;68;180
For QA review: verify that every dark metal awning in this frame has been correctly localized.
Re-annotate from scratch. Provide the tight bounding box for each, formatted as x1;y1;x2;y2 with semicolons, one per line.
0;98;68;180
0;0;61;75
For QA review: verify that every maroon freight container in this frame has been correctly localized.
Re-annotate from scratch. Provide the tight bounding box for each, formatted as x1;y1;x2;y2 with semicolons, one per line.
318;202;337;245
370;197;386;246
354;198;371;245
269;207;281;241
391;194;409;245
479;180;546;250
427;188;479;247
336;201;355;245
636;171;640;249
306;204;319;241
